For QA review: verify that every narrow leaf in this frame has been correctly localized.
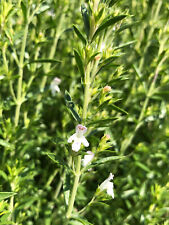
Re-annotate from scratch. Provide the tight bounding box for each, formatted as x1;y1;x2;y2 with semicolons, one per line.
65;91;82;122
97;100;128;115
92;15;126;41
83;155;128;171
65;90;72;101
81;4;90;38
92;155;127;165
63;172;71;206
111;104;128;115
135;162;151;172
0;192;16;201
99;56;118;67
73;25;87;45
21;1;27;22
87;118;118;127
71;216;93;225
114;40;136;50
74;49;84;77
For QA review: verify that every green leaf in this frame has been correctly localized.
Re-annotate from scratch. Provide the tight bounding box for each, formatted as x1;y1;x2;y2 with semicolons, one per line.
0;170;8;181
95;8;104;22
99;56;119;69
65;91;82;122
0;192;16;201
87;117;118;127
97;100;128;115
63;172;71;207
65;90;72;101
21;1;27;23
114;40;136;50
92;15;126;41
111;104;128;115
90;201;109;208
73;25;87;45
135;162;151;172
81;4;90;38
74;49;84;77
83;155;128;171
36;5;50;14
93;155;127;165
71;216;94;225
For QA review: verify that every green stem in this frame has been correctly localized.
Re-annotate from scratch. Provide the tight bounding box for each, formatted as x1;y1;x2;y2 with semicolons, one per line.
14;17;29;126
54;178;63;199
82;63;91;121
66;155;81;219
8;182;15;222
79;196;96;216
66;62;92;220
9;195;14;222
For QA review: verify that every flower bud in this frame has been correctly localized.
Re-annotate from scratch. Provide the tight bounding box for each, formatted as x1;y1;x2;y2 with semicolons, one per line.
103;85;111;93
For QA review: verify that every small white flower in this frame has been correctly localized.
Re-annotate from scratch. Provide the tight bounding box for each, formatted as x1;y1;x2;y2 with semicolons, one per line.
82;151;94;167
99;173;114;199
50;77;61;95
68;124;89;152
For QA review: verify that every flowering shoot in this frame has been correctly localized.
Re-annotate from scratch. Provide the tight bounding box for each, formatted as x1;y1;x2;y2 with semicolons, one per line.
68;124;89;152
99;173;114;199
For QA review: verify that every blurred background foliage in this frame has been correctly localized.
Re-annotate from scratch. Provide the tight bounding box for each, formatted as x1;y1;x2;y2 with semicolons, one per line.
0;0;169;224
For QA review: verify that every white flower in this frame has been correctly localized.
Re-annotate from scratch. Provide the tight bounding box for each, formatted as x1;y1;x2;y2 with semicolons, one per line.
50;77;61;95
68;124;89;152
99;173;114;199
82;151;94;167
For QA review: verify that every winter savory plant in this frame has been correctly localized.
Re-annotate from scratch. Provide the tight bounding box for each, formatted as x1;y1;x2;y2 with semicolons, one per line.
1;0;168;224
0;0;128;224
56;1;128;223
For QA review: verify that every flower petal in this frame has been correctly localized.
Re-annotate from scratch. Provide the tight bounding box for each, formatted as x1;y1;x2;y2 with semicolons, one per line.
72;140;81;152
55;85;60;93
82;151;94;167
81;137;89;147
108;173;114;181
68;134;76;143
107;182;114;198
